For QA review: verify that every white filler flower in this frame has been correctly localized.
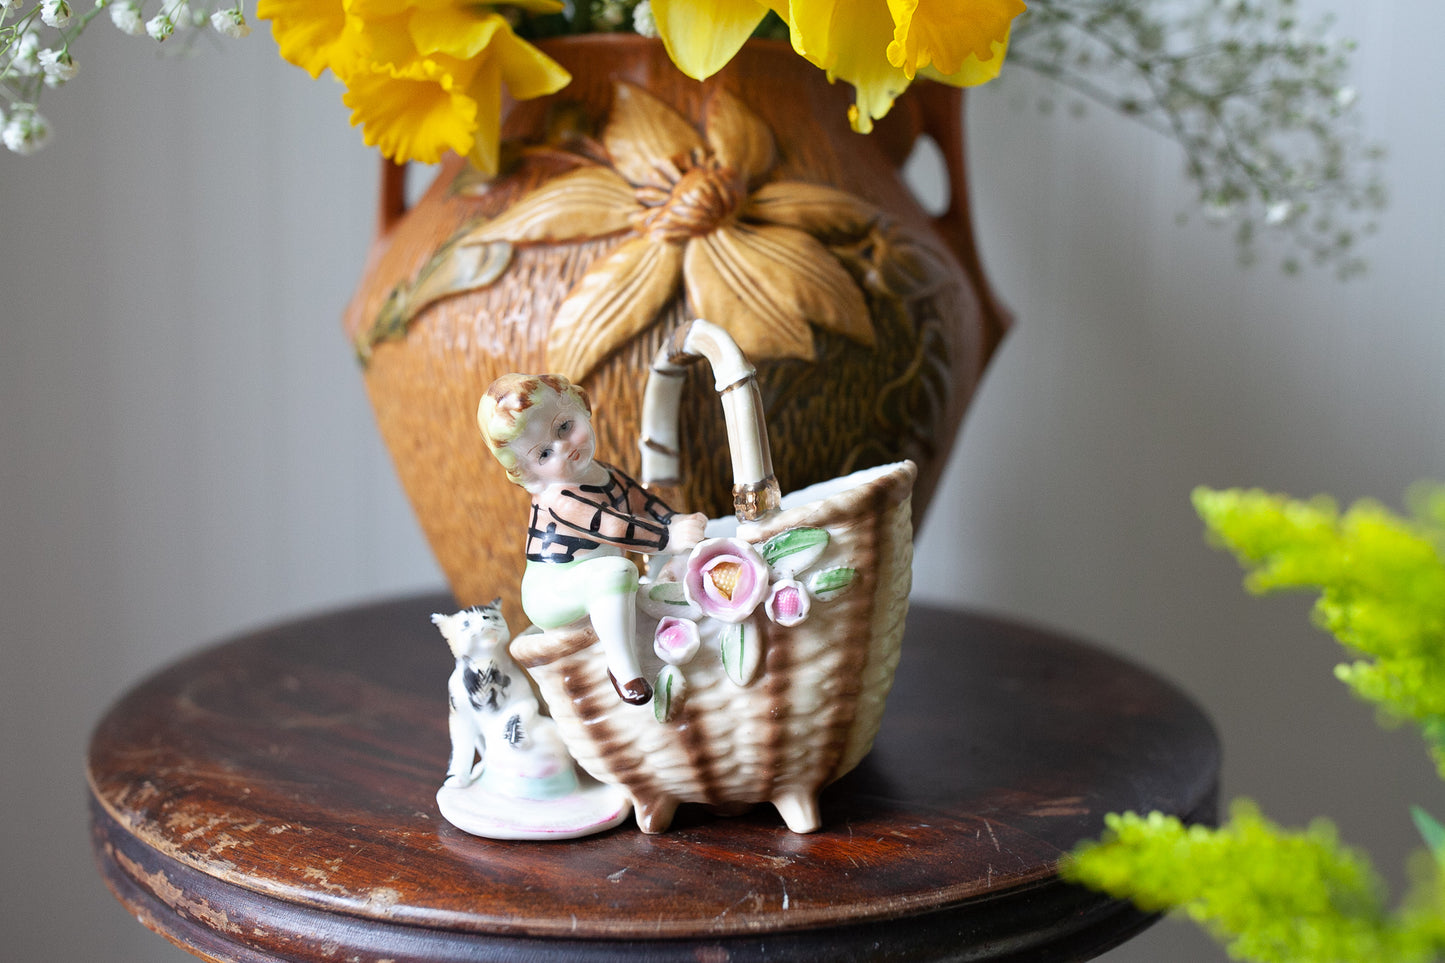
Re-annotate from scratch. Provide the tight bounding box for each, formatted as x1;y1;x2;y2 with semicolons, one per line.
209;6;250;38
146;10;175;40
40;0;73;28
38;49;80;84
3;108;53;155
109;0;144;34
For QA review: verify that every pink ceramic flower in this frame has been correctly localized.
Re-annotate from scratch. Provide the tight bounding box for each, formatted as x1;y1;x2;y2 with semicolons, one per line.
684;538;769;623
764;578;811;627
653;616;701;666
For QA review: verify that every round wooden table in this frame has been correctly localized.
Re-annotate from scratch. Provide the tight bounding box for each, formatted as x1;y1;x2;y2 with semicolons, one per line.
88;597;1219;962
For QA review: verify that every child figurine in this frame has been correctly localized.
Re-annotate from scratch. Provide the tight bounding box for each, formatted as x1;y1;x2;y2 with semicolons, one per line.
478;373;707;706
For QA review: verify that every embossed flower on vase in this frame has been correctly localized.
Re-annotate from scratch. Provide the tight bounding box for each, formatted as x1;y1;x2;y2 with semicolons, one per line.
468;81;880;380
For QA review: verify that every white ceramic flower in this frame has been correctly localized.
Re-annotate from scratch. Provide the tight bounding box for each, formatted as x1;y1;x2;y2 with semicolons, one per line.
764;579;810;627
652;616;701;666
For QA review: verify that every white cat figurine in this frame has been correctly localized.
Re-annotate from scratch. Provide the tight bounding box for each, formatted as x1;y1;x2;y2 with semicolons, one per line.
432;602;631;840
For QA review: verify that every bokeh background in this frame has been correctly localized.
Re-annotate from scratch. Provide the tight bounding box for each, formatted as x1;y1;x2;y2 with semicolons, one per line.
3;3;1442;959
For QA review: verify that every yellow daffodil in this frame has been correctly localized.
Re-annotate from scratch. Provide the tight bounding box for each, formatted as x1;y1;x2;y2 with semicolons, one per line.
652;0;771;80
342;58;479;165
261;0;1023;170
259;0;568;170
885;0;1023;81
257;0;352;78
776;0;1023;132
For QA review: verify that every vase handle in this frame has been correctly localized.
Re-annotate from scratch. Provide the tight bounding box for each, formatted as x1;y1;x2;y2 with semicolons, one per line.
377;158;409;239
911;82;1012;357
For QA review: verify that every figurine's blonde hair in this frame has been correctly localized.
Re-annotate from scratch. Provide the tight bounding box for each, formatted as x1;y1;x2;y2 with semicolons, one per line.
478;373;591;491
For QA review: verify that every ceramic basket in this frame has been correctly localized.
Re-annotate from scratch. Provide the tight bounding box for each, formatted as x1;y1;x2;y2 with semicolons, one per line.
510;320;916;833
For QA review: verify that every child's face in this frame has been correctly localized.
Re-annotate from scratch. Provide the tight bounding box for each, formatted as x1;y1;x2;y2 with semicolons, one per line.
515;391;595;488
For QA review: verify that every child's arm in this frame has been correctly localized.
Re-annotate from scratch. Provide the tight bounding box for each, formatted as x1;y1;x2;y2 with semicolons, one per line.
612;465;707;552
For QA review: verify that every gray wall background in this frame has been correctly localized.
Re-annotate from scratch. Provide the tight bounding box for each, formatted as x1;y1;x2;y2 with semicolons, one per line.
2;3;1441;959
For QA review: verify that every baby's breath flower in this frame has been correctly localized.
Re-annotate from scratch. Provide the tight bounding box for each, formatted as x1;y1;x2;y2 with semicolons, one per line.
146;10;175;40
168;0;195;28
209;6;250;38
589;0;628;31
1203;200;1235;223
40;0;73;27
38;49;79;84
1010;0;1386;277
1264;201;1292;226
631;0;656;38
10;30;43;76
109;0;144;34
3;106;52;154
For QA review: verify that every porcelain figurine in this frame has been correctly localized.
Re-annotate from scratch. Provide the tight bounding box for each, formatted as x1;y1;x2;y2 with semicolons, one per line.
477;373;708;706
482;320;918;836
432;602;630;840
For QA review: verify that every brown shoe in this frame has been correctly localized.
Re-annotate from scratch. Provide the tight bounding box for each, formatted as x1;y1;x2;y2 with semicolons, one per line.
610;671;653;706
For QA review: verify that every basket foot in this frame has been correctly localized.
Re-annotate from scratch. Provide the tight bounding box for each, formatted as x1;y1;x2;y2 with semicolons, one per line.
772;791;821;833
633;794;679;834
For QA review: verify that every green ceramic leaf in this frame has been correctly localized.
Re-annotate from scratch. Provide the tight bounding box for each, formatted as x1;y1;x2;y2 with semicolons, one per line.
720;620;761;686
808;566;857;600
653;665;685;723
647;581;691;607
760;527;829;577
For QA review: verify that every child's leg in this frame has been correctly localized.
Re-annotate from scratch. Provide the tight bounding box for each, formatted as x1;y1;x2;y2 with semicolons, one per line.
584;558;651;705
521;556;651;705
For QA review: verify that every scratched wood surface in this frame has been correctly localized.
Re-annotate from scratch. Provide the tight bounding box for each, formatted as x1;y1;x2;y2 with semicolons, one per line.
88;597;1219;962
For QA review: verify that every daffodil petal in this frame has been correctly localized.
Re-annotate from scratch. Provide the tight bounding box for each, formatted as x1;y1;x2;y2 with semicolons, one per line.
922;34;1011;87
353;10;426;70
884;0;1022;79
779;0;910;133
408;7;504;60
464;57;503;176
489;23;571;101
343;58;477;165
257;0;349;78
653;0;770;80
503;0;563;12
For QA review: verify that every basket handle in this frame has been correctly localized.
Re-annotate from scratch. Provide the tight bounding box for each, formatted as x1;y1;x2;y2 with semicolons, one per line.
639;320;781;523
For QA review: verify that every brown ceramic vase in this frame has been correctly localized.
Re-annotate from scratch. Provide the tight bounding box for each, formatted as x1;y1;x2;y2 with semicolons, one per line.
341;35;1009;617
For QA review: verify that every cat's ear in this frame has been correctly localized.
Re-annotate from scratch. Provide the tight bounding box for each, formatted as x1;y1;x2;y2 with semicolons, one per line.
430;612;446;626
489;597;502;609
